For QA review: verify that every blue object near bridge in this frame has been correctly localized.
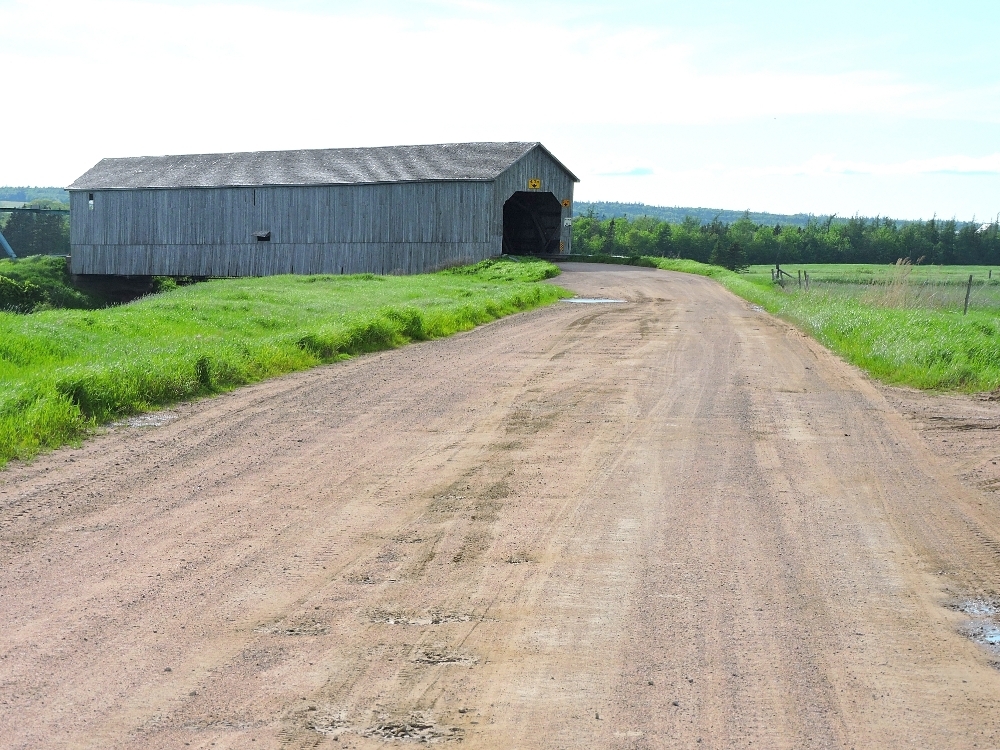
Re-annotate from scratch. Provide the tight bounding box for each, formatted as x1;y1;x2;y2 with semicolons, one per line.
0;228;16;259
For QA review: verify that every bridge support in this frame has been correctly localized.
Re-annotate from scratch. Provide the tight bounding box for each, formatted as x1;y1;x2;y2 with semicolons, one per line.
0;228;15;259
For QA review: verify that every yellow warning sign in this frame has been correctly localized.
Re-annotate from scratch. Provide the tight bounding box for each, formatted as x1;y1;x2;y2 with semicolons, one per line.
527;178;541;190
561;199;571;208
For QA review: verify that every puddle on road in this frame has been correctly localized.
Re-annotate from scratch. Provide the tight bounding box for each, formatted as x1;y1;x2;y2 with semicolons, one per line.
950;599;1000;659
956;600;1000;617
561;298;626;304
974;624;1000;646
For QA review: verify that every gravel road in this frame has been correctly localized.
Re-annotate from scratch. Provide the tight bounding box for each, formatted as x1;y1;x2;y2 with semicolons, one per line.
2;264;1000;749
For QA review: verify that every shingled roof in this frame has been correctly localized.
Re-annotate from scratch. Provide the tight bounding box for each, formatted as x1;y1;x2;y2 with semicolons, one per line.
68;142;578;190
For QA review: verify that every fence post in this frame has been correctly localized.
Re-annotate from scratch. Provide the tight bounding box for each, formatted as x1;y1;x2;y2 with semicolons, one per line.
964;274;973;315
798;270;802;288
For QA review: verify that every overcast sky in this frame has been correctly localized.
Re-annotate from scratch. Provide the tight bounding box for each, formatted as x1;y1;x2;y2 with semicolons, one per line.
2;0;999;220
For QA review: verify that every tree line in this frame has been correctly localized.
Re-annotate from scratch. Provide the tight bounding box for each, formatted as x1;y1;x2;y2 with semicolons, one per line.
573;201;840;230
570;210;1000;269
0;187;69;204
0;200;70;256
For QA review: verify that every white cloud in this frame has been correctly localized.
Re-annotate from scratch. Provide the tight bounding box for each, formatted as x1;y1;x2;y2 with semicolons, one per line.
0;0;966;185
2;0;999;224
760;153;1000;177
596;167;654;177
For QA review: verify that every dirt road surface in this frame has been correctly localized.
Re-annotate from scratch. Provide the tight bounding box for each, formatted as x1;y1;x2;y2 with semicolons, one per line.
3;264;1000;749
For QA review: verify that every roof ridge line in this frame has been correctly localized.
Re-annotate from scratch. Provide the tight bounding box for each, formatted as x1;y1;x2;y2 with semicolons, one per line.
67;142;561;190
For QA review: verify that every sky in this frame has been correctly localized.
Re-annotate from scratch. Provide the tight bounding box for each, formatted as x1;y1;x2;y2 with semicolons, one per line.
2;0;999;220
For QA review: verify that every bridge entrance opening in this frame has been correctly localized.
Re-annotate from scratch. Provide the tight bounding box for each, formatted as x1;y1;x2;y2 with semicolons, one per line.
502;191;562;255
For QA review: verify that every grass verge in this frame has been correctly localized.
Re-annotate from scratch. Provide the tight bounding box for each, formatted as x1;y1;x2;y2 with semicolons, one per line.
649;258;1000;393
0;257;568;467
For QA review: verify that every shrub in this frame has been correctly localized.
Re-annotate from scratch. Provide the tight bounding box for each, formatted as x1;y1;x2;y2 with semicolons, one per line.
0;276;46;312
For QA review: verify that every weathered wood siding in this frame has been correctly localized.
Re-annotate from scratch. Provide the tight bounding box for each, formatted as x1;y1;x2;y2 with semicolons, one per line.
491;146;576;254
69;146;576;276
71;181;494;276
70;242;492;276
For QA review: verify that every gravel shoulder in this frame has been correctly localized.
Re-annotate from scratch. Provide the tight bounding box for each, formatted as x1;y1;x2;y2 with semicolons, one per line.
2;263;999;749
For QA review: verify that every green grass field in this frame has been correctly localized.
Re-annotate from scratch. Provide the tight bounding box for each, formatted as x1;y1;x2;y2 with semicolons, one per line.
747;263;999;284
746;263;1000;312
0;258;567;467
652;259;1000;394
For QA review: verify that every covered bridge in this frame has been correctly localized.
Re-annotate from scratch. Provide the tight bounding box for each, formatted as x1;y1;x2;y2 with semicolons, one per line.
67;142;578;277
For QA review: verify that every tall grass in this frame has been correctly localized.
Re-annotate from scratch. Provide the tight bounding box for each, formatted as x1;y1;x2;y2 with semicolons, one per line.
650;258;1000;393
0;258;568;467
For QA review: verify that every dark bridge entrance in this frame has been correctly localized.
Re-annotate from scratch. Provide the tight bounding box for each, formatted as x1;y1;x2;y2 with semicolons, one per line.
502;191;562;255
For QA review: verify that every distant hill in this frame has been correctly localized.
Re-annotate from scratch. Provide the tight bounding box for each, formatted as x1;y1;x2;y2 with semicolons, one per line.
0;187;70;204
576;201;851;228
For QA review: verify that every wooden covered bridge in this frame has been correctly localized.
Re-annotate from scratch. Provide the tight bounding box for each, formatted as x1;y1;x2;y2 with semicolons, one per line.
67;142;578;277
